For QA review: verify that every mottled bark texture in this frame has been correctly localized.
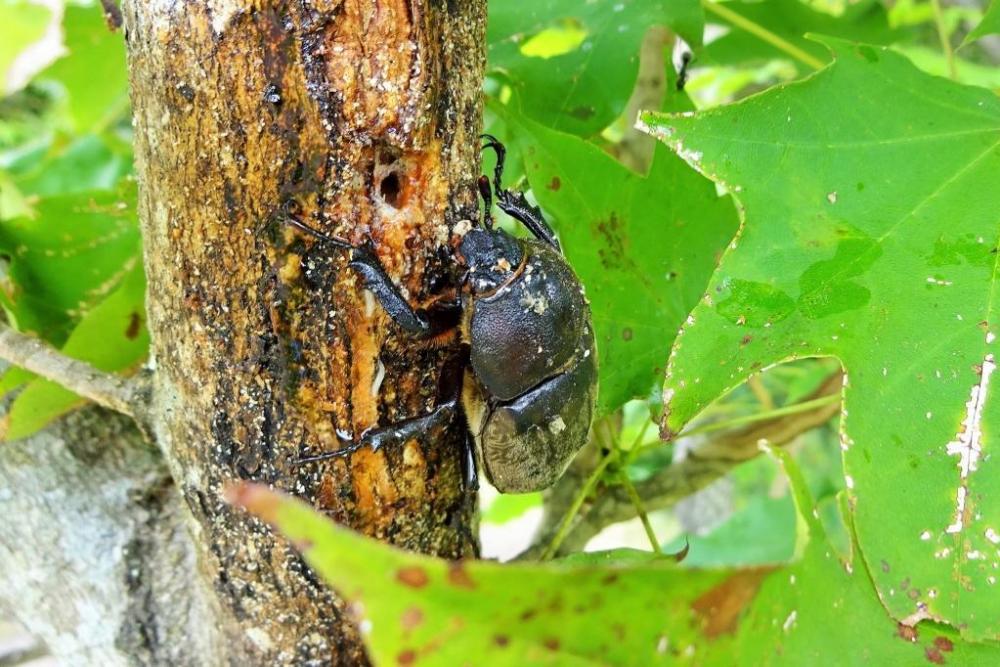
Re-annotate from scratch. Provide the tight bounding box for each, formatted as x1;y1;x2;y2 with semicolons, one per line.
122;0;486;664
0;405;211;666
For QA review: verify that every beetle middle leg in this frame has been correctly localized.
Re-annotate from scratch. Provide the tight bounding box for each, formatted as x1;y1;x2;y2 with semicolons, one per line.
295;347;478;490
479;134;561;251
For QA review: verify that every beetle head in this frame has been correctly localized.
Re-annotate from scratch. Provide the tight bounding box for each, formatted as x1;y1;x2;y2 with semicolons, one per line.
457;227;524;294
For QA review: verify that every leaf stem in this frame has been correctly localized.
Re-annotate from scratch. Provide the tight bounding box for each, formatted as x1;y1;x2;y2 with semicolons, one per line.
539;449;615;560
748;374;774;410
617;470;662;554
540;418;654;560
930;0;958;80
701;0;825;71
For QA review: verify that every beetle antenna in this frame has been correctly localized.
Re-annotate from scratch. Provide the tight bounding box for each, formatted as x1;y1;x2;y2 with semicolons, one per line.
476;174;494;230
283;213;354;251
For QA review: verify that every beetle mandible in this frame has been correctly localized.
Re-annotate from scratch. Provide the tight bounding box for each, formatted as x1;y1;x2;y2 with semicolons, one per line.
286;136;597;493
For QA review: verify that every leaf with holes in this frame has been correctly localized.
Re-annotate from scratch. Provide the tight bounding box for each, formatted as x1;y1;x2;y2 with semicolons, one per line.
230;483;733;666
729;447;999;665
504;113;738;414
639;38;1000;639
487;0;703;137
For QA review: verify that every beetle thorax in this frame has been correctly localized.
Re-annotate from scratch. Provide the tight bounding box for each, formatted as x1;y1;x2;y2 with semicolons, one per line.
457;228;525;294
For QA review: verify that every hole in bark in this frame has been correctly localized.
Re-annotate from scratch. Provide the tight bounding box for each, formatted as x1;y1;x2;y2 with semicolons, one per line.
380;172;402;207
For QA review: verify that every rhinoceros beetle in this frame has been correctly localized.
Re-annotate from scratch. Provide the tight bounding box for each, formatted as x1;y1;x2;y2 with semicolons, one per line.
286;136;597;493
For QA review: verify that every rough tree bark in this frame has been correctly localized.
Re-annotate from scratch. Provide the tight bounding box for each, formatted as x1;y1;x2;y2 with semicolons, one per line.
125;0;486;662
1;1;486;665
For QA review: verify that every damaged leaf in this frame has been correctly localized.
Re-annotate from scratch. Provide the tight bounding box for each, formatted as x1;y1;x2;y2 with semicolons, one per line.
730;448;995;665
506;113;738;414
640;37;1000;640
230;483;731;666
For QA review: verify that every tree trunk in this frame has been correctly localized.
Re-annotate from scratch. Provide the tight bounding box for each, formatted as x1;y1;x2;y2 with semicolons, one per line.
1;2;486;665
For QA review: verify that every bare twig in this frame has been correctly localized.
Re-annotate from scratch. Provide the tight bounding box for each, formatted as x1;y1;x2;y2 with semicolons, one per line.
0;324;151;423
525;371;843;558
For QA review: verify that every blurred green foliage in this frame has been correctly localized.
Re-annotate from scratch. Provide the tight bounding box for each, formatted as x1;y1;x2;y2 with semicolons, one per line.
1;2;141;438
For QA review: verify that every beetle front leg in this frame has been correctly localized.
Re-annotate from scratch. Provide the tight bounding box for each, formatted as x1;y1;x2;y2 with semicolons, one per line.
346;240;436;337
480;135;561;251
285;214;447;338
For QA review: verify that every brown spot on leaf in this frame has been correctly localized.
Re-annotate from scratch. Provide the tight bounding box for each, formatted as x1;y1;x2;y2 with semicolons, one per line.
397;566;429;588
520;608;537;621
601;573;619;585
881;559;891;573
925;646;945;664
691;569;770;638
397;649;417;666
543;637;560;651
897;623;919;642
569;106;595;120
592;213;637;272
494;634;509;647
740;335;752;346
934;637;954;652
401;606;424;632
548;176;561;191
622;328;633;341
125;312;142;339
447;561;476;589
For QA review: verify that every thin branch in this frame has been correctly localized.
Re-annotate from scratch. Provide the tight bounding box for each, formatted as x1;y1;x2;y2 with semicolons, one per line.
0;324;151;423
539;449;615;560
527;371;843;557
670;393;839;440
748;374;773;410
702;0;826;71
